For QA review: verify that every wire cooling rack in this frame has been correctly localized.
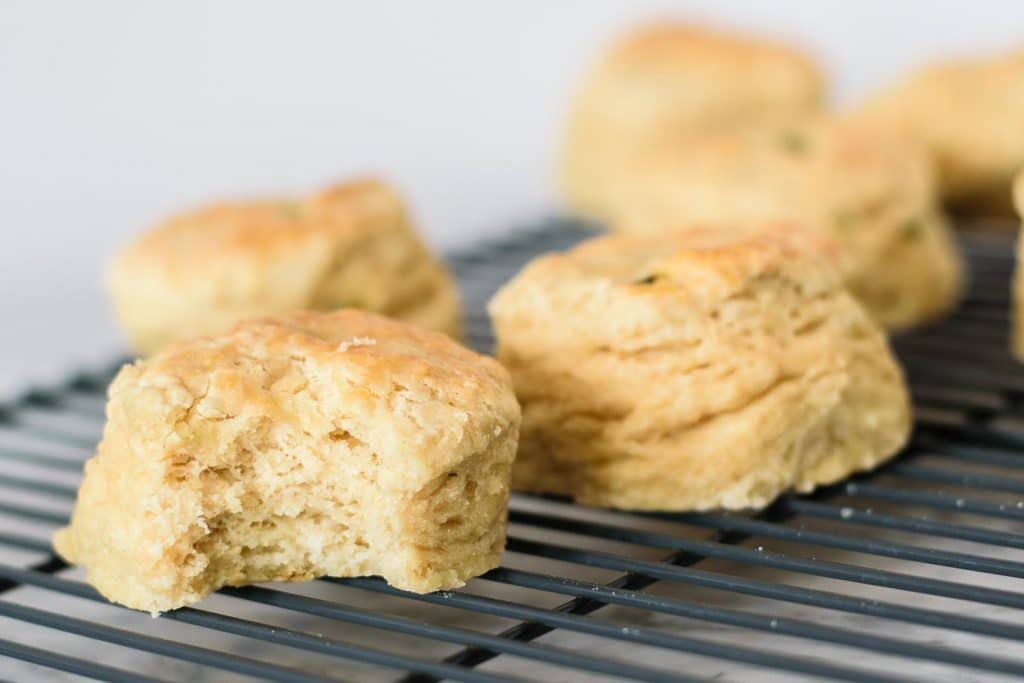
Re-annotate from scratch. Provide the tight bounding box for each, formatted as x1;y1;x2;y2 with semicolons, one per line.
2;218;1024;682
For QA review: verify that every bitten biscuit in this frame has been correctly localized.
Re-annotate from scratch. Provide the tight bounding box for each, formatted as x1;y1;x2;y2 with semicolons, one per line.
858;48;1024;214
1013;172;1024;358
488;228;911;511
596;117;964;331
109;179;461;355
562;22;824;219
54;310;520;613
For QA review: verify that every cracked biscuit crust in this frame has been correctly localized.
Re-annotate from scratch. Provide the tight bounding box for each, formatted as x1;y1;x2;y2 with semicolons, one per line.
597;117;964;331
54;310;520;613
108;178;461;355
488;227;911;511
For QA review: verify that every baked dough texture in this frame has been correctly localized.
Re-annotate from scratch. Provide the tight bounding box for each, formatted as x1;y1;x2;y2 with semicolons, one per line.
590;117;964;331
1013;172;1024;358
561;22;824;218
488;228;911;511
108;179;461;355
858;47;1024;213
54;310;520;613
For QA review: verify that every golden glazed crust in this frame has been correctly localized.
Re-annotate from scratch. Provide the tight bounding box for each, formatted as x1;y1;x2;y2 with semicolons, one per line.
488;227;911;511
858;47;1024;213
54;310;520;613
596;117;964;330
108;179;461;355
561;22;824;218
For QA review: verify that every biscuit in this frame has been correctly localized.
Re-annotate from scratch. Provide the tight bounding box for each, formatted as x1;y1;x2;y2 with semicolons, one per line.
1013;172;1024;358
108;179;461;355
54;310;520;613
488;227;911;511
858;48;1024;214
596;117;964;330
561;22;824;219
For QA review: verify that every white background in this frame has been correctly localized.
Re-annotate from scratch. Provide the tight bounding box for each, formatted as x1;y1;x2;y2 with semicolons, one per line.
1;0;1022;395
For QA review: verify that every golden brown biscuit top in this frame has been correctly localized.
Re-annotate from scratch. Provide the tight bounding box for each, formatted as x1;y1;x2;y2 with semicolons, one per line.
892;47;1024;92
619;116;933;223
133;309;510;410
606;22;820;74
523;226;841;305
109;310;517;484
588;22;824;109
688;117;923;194
858;47;1024;137
854;46;1024;203
487;226;850;355
115;178;405;269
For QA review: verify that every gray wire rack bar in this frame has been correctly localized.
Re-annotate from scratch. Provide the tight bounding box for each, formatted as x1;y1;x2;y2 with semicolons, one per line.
1;218;1023;682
